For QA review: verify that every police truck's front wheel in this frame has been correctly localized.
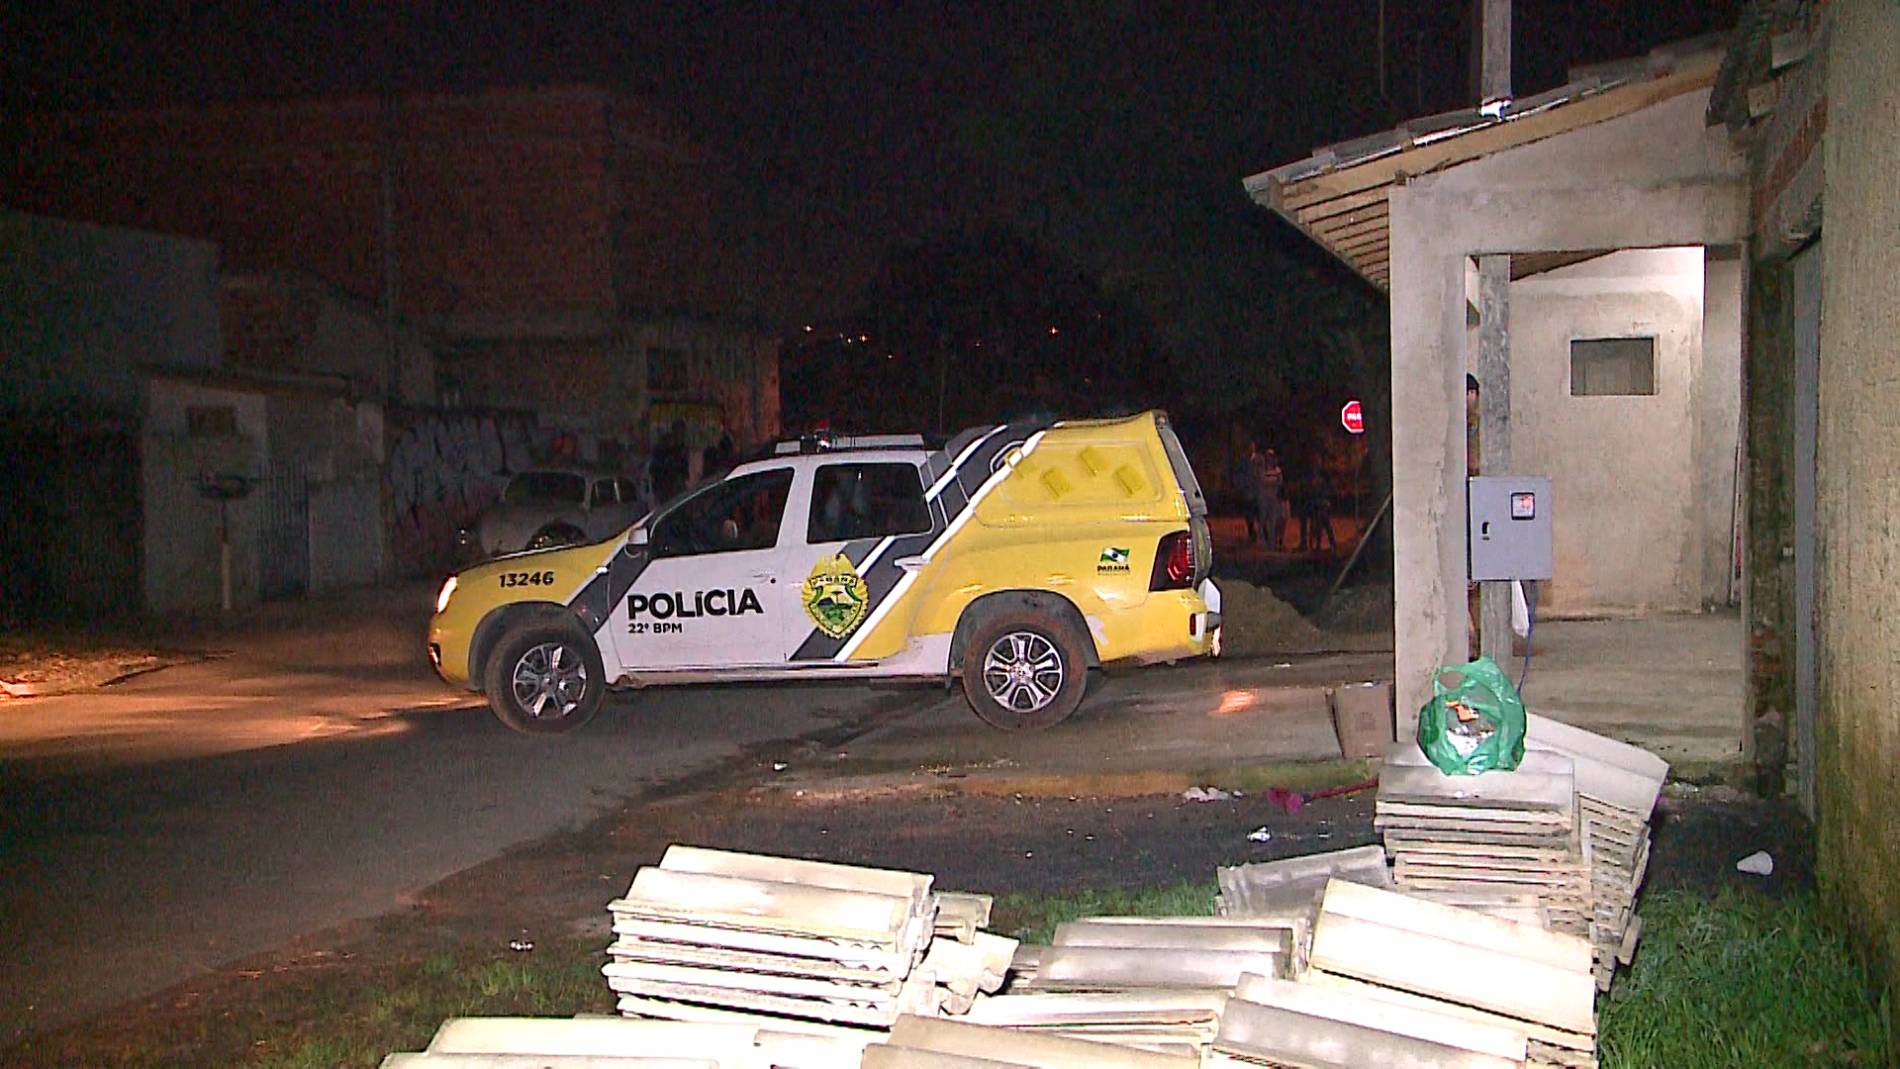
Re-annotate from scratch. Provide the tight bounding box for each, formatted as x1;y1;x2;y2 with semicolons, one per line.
961;611;1087;731
484;623;605;734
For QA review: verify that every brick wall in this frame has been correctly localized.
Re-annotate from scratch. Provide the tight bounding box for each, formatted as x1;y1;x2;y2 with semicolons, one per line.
3;86;664;326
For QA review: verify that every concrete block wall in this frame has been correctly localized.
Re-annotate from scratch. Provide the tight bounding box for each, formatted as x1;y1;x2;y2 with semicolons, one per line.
384;408;538;577
1815;0;1900;1041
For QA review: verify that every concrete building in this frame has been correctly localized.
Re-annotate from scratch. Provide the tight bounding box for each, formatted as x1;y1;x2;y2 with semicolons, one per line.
1;212;392;615
1;212;223;619
222;271;436;408
3;85;780;455
1247;41;1749;762
1711;0;1900;1039
1255;5;1900;1036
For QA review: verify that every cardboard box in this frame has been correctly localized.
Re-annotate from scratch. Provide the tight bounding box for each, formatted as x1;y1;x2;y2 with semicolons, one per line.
1330;682;1395;759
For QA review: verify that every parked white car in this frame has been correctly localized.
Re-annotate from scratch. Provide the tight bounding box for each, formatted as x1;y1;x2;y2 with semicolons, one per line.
459;468;651;559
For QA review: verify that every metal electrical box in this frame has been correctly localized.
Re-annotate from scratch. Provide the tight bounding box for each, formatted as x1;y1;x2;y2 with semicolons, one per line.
1468;476;1553;581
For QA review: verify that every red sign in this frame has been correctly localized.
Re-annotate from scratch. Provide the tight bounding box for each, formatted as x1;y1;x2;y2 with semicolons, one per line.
1340;399;1365;435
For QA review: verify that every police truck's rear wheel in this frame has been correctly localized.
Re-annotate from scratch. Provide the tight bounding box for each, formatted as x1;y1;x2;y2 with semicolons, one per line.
484;623;605;734
961;611;1087;731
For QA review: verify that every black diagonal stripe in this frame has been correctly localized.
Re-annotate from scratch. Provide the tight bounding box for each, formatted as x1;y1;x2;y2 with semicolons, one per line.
788;535;902;661
570;547;650;635
787;416;1053;663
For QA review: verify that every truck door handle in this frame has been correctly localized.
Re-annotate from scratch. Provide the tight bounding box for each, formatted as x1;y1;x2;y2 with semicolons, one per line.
894;556;927;572
749;572;777;584
1480;521;1492;540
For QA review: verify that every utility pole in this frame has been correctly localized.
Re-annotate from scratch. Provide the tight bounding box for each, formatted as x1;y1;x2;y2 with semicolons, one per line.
1377;0;1387;104
1475;0;1514;665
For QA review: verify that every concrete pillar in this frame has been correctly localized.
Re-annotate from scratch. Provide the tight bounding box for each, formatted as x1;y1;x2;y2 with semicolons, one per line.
1389;192;1473;733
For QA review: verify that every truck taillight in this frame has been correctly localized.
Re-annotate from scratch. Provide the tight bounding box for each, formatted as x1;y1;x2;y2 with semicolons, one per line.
1150;531;1194;591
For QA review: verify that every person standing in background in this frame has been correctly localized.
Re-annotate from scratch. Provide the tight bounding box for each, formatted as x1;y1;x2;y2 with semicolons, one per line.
1260;448;1286;550
1232;442;1262;543
652;420;689;502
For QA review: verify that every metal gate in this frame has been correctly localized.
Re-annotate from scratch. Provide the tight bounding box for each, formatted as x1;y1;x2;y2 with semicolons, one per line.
259;461;310;600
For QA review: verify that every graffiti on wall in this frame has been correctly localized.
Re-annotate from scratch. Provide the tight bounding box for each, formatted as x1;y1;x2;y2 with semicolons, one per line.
385;409;537;576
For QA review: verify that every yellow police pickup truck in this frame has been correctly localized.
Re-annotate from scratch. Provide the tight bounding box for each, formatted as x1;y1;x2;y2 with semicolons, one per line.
428;411;1221;733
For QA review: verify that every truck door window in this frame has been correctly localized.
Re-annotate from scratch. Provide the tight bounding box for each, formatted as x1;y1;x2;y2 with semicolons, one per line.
651;468;794;556
807;463;930;543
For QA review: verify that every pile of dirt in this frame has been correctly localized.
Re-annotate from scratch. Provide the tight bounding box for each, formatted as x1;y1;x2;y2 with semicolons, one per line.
1217;581;1334;657
1314;582;1394;635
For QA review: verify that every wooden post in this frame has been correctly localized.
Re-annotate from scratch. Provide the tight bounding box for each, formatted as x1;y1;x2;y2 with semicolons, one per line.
1475;0;1513;665
1478;257;1513;664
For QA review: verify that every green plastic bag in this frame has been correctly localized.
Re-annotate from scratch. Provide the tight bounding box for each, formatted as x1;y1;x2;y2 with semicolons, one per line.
1417;655;1526;775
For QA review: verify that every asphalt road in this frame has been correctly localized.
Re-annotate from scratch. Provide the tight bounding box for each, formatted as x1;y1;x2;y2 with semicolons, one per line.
0;663;924;1041
0;582;1386;1044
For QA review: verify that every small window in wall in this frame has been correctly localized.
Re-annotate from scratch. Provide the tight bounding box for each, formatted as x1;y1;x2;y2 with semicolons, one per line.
186;405;238;437
1570;337;1657;396
646;347;688;394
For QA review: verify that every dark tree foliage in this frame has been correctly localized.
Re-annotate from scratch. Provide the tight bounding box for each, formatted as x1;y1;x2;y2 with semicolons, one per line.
781;227;1166;435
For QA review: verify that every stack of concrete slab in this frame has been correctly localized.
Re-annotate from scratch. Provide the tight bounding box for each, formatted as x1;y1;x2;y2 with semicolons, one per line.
1524;714;1668;990
1207;877;1601;1069
1217;844;1395;914
1377;746;1595;937
980;915;1293;1055
377;1015;872;1069
934;892;995;945
1008;916;1292;995
960;989;1229;1055
1215;845;1393;972
861;1014;1199;1068
606;846;1009;1029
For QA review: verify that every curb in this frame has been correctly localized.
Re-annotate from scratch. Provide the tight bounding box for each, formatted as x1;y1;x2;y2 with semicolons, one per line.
755;758;1378;803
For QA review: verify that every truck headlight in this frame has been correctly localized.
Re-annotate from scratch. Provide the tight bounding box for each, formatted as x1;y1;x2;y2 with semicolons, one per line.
435;575;459;614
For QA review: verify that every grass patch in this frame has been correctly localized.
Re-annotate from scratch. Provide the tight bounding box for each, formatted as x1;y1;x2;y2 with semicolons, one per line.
1602;888;1889;1068
1199;759;1375;796
990;880;1218;943
245;941;613;1069
991;881;1890;1069
6;938;620;1069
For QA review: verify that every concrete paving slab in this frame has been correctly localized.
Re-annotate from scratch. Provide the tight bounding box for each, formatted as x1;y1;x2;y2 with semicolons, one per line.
1215;997;1521;1069
425;1016;761;1057
889;1015;1198;1069
1521;614;1742;764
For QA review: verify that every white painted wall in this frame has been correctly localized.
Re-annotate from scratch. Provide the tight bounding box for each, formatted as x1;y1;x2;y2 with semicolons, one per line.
141;379;269;612
1502;247;1721;615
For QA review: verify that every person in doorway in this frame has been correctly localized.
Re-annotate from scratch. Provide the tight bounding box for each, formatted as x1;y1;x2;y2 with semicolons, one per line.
1466;373;1482;659
1259;448;1286;549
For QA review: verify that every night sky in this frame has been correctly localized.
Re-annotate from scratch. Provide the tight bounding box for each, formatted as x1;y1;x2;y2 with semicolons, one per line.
4;1;1740;343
